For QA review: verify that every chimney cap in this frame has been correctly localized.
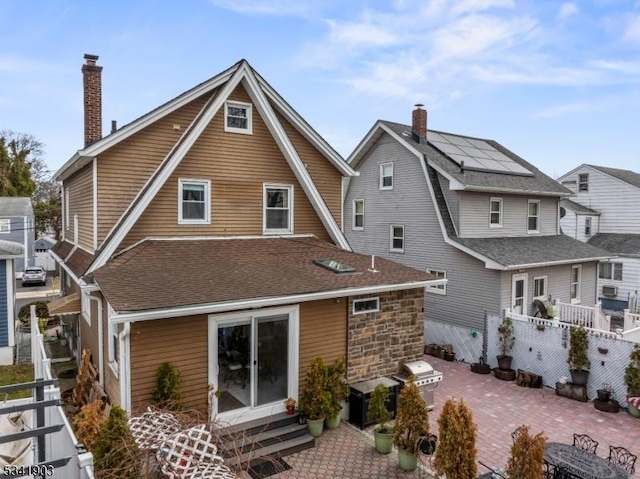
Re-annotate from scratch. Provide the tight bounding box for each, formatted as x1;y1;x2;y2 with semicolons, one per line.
84;53;99;65
414;103;424;109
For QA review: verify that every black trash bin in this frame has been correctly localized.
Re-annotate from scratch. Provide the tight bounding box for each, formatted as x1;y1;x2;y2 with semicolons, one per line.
348;377;399;429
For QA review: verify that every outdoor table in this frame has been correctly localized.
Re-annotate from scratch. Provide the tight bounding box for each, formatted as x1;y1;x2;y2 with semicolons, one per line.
545;442;630;479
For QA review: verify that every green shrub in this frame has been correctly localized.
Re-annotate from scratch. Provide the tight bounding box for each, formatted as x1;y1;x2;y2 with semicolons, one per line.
18;301;50;323
151;362;183;410
393;376;429;453
93;406;140;478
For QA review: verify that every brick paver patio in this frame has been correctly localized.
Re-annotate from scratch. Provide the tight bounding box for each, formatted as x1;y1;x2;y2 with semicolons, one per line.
273;355;639;478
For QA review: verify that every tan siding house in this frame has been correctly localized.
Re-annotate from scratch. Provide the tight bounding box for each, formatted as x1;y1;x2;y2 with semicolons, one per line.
50;57;438;427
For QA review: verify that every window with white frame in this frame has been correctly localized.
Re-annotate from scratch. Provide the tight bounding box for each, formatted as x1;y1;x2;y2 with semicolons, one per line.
380;162;394;190
578;173;589;192
489;198;502;227
224;101;252;134
570;265;581;303
527;200;540;233
109;321;119;370
0;219;9;233
427;269;446;295
390;224;404;252
353;297;379;314
64;186;70;231
264;184;293;233
584;217;592;236
599;262;623;281
178;179;210;224
533;276;547;299
353;199;364;230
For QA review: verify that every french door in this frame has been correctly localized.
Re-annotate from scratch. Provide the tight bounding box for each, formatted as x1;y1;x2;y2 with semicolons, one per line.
209;306;298;423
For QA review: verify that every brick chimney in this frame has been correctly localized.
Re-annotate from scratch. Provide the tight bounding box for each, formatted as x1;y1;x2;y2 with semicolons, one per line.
411;104;427;143
82;53;103;147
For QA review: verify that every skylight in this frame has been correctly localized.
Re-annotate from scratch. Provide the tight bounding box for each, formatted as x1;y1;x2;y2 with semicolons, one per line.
427;131;533;177
313;259;357;274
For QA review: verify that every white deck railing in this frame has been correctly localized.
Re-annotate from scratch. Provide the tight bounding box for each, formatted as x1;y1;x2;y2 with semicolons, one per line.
555;301;610;331
30;307;95;479
505;308;617;339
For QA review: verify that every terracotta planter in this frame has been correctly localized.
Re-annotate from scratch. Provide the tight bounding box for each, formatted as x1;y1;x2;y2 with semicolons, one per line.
286;407;295;416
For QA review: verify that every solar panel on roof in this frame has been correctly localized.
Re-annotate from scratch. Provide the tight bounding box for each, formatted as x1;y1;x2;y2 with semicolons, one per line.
428;132;533;176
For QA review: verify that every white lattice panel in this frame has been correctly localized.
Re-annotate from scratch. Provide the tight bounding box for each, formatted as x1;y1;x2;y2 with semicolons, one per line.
486;315;636;405
425;319;484;364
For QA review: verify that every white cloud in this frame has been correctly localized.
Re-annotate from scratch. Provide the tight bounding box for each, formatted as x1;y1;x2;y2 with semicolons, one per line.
622;13;640;43
208;0;320;17
557;3;579;20
450;0;515;16
326;20;402;48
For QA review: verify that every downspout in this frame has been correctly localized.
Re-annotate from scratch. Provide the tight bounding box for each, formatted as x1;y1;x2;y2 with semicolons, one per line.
89;296;104;386
119;323;131;413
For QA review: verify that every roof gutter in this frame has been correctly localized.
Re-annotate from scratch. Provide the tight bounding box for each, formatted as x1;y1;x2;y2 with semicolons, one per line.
504;255;616;271
108;279;444;324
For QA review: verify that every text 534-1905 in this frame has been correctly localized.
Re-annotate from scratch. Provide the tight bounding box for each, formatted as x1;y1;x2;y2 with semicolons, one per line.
2;464;55;476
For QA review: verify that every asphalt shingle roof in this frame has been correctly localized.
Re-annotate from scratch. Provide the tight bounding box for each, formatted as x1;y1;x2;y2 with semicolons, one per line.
0;239;23;256
454;234;612;268
587;165;640;189
0;197;33;217
587;233;640;257
51;240;95;278
560;198;600;215
92;236;436;313
381;121;571;195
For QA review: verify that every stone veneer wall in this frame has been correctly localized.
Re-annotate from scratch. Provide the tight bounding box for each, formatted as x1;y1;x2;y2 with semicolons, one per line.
347;288;424;383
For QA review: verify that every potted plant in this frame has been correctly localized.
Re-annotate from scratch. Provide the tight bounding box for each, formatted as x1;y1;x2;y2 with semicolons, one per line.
505;425;546;479
325;356;349;429
497;316;515;370
298;357;331;437
568;326;590;386
624;345;640;418
433;398;477;479
366;383;394;454
393;376;429;471
284;397;296;416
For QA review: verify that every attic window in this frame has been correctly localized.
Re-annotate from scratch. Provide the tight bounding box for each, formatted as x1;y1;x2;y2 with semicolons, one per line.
0;219;9;233
313;259;356;274
578;173;589;192
225;101;252;134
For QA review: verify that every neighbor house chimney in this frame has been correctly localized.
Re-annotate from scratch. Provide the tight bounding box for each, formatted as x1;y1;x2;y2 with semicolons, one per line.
82;53;103;147
411;103;427;142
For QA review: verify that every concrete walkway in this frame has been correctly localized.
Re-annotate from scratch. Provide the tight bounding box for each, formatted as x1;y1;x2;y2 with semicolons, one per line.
273;355;639;478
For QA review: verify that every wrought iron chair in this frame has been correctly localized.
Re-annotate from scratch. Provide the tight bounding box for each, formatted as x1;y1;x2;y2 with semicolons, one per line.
608;445;637;474
572;433;598;454
543;458;556;479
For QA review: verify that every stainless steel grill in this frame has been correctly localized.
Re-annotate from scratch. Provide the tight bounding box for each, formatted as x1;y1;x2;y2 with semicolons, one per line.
393;360;443;410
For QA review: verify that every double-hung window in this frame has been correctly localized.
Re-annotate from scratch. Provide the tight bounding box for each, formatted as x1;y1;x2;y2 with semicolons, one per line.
489;198;502;227
533;276;547;299
427;269;446;295
599;262;623;281
264;184;293;233
578;173;589;192
390;224;404;252
179;179;210;224
0;219;9;233
584;217;592;236
224;101;252;134
380;162;393;190
570;265;581;304
353;199;364;230
527;200;540;233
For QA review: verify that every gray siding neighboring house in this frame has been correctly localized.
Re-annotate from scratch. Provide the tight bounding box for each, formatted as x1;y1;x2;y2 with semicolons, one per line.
345;107;612;363
0;197;35;276
0;240;23;364
558;165;640;310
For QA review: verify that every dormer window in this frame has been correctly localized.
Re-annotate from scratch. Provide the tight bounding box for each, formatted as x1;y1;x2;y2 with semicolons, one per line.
225;101;252;134
380;162;393;190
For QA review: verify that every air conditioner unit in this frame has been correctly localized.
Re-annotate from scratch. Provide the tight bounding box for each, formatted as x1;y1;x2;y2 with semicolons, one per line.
602;285;618;297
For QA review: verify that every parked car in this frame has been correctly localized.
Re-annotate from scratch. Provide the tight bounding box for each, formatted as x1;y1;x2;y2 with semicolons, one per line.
22;266;47;287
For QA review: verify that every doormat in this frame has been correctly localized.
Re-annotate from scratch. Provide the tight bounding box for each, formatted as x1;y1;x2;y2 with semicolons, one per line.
248;458;291;479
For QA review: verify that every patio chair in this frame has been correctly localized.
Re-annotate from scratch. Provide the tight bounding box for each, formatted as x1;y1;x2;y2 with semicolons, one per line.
543;459;556;479
572;433;598;454
532;299;551;319
608;445;637;474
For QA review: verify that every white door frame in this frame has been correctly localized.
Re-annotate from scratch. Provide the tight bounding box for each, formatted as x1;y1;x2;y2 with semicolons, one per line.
208;305;299;425
511;273;528;315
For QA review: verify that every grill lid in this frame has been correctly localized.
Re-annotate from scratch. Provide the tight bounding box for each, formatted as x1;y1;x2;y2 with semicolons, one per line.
402;360;434;377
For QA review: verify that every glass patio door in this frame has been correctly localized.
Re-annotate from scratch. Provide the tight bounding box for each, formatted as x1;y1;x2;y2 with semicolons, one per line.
256;314;288;406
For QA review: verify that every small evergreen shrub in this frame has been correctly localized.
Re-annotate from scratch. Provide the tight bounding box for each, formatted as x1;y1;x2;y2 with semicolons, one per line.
506;425;546;479
434;398;477;479
151;362;183;410
93;406;140;478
